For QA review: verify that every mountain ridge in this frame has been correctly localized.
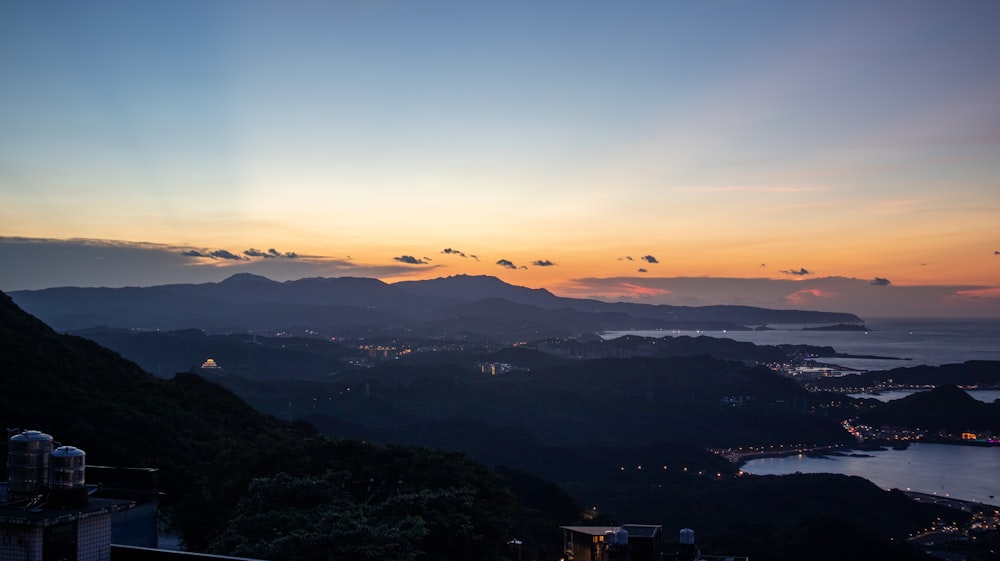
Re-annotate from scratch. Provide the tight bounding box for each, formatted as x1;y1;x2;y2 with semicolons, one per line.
10;273;863;338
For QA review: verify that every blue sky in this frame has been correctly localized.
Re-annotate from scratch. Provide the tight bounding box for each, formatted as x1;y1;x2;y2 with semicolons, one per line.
2;1;998;315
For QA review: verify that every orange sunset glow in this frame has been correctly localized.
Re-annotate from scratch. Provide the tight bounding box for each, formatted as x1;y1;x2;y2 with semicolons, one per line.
1;1;998;317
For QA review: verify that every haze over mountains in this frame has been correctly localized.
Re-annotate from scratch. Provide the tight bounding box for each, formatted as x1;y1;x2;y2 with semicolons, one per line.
10;273;861;339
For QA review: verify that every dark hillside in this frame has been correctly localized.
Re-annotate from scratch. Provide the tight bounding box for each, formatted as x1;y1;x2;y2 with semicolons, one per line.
857;384;1000;432
71;326;359;380
0;291;966;561
0;292;577;559
812;360;1000;391
236;355;855;449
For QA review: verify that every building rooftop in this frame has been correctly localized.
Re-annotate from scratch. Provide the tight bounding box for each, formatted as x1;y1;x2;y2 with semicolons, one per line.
0;482;135;526
560;524;662;538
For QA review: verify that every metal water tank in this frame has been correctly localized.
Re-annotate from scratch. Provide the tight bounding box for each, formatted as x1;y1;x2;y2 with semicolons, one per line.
48;446;88;508
679;528;695;545
49;446;86;489
6;430;53;497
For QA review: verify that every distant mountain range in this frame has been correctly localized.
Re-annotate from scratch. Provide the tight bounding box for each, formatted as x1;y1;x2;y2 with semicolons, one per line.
10;273;862;339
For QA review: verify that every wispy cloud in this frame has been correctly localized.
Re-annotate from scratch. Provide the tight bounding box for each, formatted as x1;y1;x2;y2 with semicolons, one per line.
620;283;671;297
784;288;837;306
641;255;659;264
870;277;891;286
953;287;1000;300
496;259;517;270
532;259;555;267
0;237;433;289
697;185;822;193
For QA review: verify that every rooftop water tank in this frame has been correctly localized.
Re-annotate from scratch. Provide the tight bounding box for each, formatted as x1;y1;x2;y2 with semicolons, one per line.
7;430;53;497
48;446;87;508
679;528;695;545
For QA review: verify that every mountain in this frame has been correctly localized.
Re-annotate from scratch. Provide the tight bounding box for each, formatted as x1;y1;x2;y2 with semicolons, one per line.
855;384;1000;432
0;291;963;561
0;291;577;559
812;360;1000;391
10;274;862;338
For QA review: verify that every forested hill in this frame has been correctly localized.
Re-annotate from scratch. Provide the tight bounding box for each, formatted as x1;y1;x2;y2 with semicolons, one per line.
0;291;580;560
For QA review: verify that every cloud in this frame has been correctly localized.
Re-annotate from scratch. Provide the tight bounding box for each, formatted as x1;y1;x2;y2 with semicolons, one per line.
470;254;479;261
871;277;892;285
532;259;556;267
496;259;517;270
698;185;821;194
781;268;811;276
0;237;445;290
618;256;634;261
784;288;837;306
209;249;244;261
620;283;671;297
953;287;1000;300
244;248;299;259
637;268;648;273
244;248;271;258
441;248;467;258
995;251;999;255
393;255;428;265
641;255;659;264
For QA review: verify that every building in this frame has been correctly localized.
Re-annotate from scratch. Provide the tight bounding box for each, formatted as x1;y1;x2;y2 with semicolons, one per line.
1;430;137;561
3;429;268;561
561;525;748;561
560;524;662;561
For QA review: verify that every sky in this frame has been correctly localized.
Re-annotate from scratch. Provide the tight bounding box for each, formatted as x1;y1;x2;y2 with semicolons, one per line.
1;1;998;317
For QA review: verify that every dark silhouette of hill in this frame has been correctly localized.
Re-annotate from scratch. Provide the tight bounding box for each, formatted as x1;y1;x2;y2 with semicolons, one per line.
10;273;862;338
212;355;855;451
394;274;560;307
812;360;1000;391
533;334;790;362
855;384;1000;432
598;473;963;561
0;290;963;561
0;291;583;559
71;326;359;379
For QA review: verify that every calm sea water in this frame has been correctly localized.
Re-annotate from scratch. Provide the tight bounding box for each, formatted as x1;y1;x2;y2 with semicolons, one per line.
849;390;1000;403
742;443;1000;507
604;318;1000;371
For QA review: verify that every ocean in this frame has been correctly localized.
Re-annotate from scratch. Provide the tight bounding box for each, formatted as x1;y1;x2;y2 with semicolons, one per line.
604;317;1000;371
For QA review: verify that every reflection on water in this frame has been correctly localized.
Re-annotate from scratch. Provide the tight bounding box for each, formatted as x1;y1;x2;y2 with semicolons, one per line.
742;443;1000;506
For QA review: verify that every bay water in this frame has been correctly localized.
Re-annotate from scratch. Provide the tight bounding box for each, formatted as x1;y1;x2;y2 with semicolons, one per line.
742;443;1000;507
604;317;1000;371
606;318;1000;505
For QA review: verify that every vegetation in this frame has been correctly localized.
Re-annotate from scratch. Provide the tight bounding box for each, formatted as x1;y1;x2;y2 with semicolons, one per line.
0;292;582;557
1;290;977;560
